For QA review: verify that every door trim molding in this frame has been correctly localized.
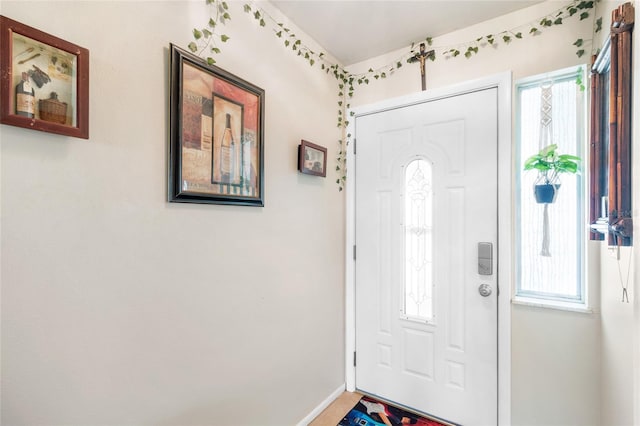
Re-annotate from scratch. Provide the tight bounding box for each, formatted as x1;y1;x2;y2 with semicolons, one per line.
345;71;512;425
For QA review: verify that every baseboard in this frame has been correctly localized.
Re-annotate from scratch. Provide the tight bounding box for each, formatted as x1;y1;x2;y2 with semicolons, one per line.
296;383;346;426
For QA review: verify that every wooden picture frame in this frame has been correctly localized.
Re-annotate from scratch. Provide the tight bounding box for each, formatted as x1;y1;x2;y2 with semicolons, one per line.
298;140;327;177
169;44;265;206
0;16;89;139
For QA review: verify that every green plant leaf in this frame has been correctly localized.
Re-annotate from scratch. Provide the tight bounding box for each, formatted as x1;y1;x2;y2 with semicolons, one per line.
576;49;585;57
188;42;198;52
515;32;523;39
220;34;230;42
209;18;216;28
212;47;221;54
530;27;539;34
580;11;589;20
595;17;603;33
573;39;583;47
426;37;433;46
503;35;512;43
554;17;563;25
207;57;216;65
243;4;251;12
260;18;265;26
193;28;202;40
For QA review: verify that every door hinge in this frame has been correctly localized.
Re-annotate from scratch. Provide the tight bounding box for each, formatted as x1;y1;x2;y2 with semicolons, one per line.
353;245;356;261
353;351;357;367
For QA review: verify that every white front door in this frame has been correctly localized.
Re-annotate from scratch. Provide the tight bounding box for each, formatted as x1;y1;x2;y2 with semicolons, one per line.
354;88;498;425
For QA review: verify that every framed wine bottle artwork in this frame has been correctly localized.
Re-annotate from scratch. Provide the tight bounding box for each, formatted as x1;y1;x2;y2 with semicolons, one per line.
0;15;89;139
168;44;265;206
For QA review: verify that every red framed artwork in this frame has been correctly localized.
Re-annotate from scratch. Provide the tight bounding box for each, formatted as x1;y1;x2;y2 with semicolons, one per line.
0;16;89;139
298;140;327;177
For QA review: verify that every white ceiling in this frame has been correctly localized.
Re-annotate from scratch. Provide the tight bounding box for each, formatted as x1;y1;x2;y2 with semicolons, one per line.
270;0;543;65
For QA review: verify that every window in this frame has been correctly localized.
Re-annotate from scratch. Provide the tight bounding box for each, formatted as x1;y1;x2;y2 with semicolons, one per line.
403;158;434;321
515;66;587;306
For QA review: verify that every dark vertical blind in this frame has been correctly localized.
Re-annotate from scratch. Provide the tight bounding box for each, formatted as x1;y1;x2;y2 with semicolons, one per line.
590;2;634;246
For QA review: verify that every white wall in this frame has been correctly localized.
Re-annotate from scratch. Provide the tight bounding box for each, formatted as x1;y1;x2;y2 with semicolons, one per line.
347;2;609;424
0;1;344;424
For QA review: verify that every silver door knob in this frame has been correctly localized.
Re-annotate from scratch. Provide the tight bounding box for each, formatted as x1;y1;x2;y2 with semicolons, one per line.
478;284;492;297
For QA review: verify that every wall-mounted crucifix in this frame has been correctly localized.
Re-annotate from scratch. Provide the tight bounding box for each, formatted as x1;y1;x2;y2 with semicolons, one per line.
407;43;435;91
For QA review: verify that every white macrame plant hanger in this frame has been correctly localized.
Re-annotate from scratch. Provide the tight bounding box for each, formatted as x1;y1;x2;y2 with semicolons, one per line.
538;83;553;257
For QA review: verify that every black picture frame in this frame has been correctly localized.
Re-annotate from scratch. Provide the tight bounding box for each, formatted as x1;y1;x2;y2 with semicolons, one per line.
169;44;265;206
298;140;327;177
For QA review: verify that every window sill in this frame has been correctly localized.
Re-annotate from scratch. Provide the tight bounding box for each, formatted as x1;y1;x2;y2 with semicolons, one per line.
512;296;596;314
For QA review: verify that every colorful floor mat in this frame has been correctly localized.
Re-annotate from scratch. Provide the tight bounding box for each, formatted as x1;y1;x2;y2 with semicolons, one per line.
338;395;450;426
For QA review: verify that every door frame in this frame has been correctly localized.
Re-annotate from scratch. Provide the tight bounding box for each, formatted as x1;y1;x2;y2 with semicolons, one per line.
345;71;512;425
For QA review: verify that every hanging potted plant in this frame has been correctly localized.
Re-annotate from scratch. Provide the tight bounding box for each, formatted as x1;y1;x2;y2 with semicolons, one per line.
523;144;580;203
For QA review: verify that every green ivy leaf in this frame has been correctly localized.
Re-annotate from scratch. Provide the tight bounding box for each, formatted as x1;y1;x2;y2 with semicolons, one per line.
580;12;589;20
260;18;266;26
188;42;198;52
595;17;602;33
220;34;230;42
202;29;212;38
554;17;563;25
576;49;585;57
309;59;315;66
503;35;511;43
569;7;578;16
222;1;228;10
193;28;202;40
530;27;539;34
426;37;433;46
284;40;290;47
209;18;216;28
573;39;583;47
212;47;221;54
396;61;402;68
243;4;251;12
515;32;523;39
207;57;216;65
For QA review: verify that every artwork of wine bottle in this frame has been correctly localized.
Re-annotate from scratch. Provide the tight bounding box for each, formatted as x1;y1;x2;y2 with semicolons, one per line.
218;113;236;184
15;72;35;118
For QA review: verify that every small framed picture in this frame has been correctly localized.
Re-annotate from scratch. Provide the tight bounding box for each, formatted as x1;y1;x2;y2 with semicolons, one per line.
298;140;327;177
0;16;89;139
169;44;265;206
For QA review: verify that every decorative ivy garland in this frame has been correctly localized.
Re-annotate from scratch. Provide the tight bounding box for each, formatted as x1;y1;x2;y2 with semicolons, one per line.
190;0;599;191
